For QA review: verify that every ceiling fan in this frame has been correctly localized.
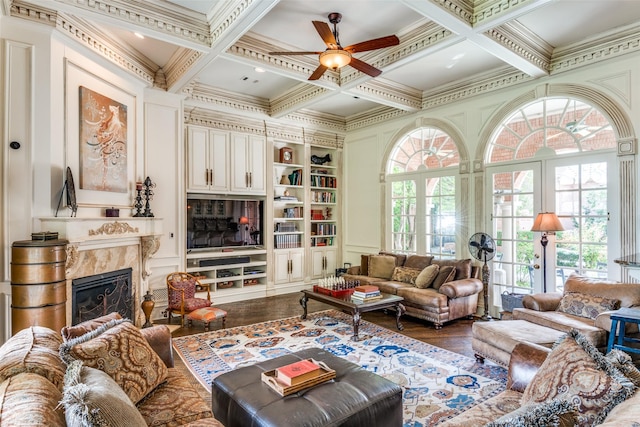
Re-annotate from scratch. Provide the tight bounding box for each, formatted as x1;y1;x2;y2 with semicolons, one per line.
268;12;399;81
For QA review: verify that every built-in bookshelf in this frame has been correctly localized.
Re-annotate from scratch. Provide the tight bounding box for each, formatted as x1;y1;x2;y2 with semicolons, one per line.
309;145;338;278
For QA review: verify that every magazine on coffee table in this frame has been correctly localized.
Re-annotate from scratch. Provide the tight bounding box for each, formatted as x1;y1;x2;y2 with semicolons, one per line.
261;359;336;396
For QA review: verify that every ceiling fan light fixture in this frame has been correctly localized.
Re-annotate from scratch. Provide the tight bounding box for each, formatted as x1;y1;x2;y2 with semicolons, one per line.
319;49;352;69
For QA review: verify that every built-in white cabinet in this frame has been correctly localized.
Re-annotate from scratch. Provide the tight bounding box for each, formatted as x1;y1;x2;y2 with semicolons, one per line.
231;133;266;194
274;249;304;284
311;247;337;279
187;127;229;193
187;126;265;195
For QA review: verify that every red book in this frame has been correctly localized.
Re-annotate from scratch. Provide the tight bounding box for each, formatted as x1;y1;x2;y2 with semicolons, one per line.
276;359;321;386
354;285;379;293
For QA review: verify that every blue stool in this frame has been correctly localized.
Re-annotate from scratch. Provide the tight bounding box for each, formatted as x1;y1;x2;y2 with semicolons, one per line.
606;307;640;354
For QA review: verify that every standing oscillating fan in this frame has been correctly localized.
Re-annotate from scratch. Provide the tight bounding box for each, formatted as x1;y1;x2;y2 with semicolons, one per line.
468;232;496;320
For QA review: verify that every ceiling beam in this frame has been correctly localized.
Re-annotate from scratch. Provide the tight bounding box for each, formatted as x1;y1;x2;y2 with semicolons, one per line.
402;0;552;78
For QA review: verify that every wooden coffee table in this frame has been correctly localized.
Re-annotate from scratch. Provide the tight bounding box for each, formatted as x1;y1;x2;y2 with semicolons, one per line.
300;289;405;341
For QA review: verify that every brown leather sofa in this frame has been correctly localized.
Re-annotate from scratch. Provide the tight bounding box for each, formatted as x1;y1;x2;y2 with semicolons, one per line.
0;313;223;426
343;252;483;329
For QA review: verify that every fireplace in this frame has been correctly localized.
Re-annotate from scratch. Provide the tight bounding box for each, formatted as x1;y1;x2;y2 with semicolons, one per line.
71;268;133;325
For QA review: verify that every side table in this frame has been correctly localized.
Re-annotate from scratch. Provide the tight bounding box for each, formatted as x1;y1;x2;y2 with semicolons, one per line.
606;307;640;354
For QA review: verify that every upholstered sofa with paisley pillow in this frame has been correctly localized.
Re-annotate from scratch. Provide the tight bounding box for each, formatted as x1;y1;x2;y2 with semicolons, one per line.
342;251;483;329
441;333;640;427
0;313;223;427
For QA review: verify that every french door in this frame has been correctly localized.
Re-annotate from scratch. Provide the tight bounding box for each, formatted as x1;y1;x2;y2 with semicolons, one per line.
487;153;615;311
487;162;541;305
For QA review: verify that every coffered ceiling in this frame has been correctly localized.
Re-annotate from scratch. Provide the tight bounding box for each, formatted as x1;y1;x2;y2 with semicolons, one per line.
6;0;640;132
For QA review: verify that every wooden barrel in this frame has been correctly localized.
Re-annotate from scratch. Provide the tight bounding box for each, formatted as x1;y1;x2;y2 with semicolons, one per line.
11;239;68;334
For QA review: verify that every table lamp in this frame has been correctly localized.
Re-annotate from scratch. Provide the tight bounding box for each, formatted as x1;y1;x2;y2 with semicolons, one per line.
239;216;250;245
531;212;564;293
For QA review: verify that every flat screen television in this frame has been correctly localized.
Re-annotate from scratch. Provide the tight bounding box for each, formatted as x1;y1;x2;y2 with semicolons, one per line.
186;196;264;250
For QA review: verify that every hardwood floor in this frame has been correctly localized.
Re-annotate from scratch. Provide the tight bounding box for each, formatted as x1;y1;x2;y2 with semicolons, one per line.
167;292;481;360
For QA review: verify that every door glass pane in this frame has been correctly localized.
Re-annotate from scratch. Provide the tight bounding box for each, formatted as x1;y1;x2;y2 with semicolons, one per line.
426;176;456;258
554;162;608;289
391;180;416;253
492;169;536;302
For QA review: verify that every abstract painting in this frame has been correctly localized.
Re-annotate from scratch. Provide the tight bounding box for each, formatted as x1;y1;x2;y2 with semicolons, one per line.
79;86;128;193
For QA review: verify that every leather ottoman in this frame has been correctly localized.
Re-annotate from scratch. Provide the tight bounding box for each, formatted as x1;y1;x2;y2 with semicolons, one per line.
211;347;403;427
472;319;566;367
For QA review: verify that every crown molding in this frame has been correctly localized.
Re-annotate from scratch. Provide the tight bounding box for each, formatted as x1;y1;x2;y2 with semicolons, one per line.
10;0;57;25
551;22;640;74
186;82;270;116
431;0;473;24
43;0;211;47
346;106;411;132
57;15;156;85
352;79;422;111
487;20;552;72
163;47;203;89
270;84;332;117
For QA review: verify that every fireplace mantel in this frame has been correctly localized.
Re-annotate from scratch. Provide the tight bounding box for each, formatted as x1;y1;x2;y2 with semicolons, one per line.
36;217;163;326
37;217;162;247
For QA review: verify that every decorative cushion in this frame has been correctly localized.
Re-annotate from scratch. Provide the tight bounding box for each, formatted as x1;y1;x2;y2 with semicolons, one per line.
60;360;147;427
187;307;228;322
0;372;65;426
368;255;397;279
168;278;199;309
486;399;577;427
521;329;635;427
415;265;440;289
59;319;169;404
183;298;212;311
61;312;123;341
0;326;66;391
432;258;472;280
379;251;407;266
431;265;456;290
556;292;620;319
606;349;640;387
391;266;422;285
136;368;218;426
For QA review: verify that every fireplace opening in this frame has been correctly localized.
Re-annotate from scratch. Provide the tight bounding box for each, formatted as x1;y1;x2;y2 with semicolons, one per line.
71;268;133;325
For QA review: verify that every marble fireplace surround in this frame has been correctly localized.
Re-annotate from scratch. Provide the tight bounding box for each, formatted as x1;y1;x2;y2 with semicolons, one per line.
37;217;162;327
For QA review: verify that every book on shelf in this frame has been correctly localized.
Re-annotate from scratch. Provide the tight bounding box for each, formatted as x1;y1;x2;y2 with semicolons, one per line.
274;196;298;201
276;359;322;386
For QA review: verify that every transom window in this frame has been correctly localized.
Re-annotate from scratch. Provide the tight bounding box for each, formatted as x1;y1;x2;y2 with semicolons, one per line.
388;127;459;173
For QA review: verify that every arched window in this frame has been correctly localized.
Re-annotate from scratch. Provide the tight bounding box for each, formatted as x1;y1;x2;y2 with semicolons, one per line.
387;127;461;257
486;97;617;297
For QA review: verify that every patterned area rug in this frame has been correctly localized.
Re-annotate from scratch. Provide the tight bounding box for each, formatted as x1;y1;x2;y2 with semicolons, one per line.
172;310;507;427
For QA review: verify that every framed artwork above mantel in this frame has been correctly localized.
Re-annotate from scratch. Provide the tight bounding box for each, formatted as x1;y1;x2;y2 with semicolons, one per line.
65;60;137;209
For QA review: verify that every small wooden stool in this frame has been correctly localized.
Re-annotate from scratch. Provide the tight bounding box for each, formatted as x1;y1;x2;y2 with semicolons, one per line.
186;306;227;331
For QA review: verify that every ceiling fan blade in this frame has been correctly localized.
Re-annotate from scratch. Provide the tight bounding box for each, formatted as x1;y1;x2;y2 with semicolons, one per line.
344;35;399;53
349;57;382;77
308;64;328;80
312;21;338;48
269;51;323;56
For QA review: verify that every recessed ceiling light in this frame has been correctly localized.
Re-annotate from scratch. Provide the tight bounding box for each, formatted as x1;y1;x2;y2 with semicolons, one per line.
134;32;145;39
254;67;265;73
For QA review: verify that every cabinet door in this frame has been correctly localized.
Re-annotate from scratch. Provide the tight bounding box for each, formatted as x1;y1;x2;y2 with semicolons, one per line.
209;130;229;192
311;249;325;279
274;251;292;284
311;248;337;279
187;127;210;192
289;249;305;282
247;135;266;193
324;248;337;276
230;133;249;192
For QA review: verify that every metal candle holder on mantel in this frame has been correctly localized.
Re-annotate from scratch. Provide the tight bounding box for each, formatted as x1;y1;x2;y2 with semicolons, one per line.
134;176;155;217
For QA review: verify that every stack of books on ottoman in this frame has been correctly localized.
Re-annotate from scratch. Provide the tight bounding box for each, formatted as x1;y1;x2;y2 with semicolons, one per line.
261;359;335;396
350;285;382;303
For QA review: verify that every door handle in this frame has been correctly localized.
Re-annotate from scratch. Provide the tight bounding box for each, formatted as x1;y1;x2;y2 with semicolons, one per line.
533;264;540;269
